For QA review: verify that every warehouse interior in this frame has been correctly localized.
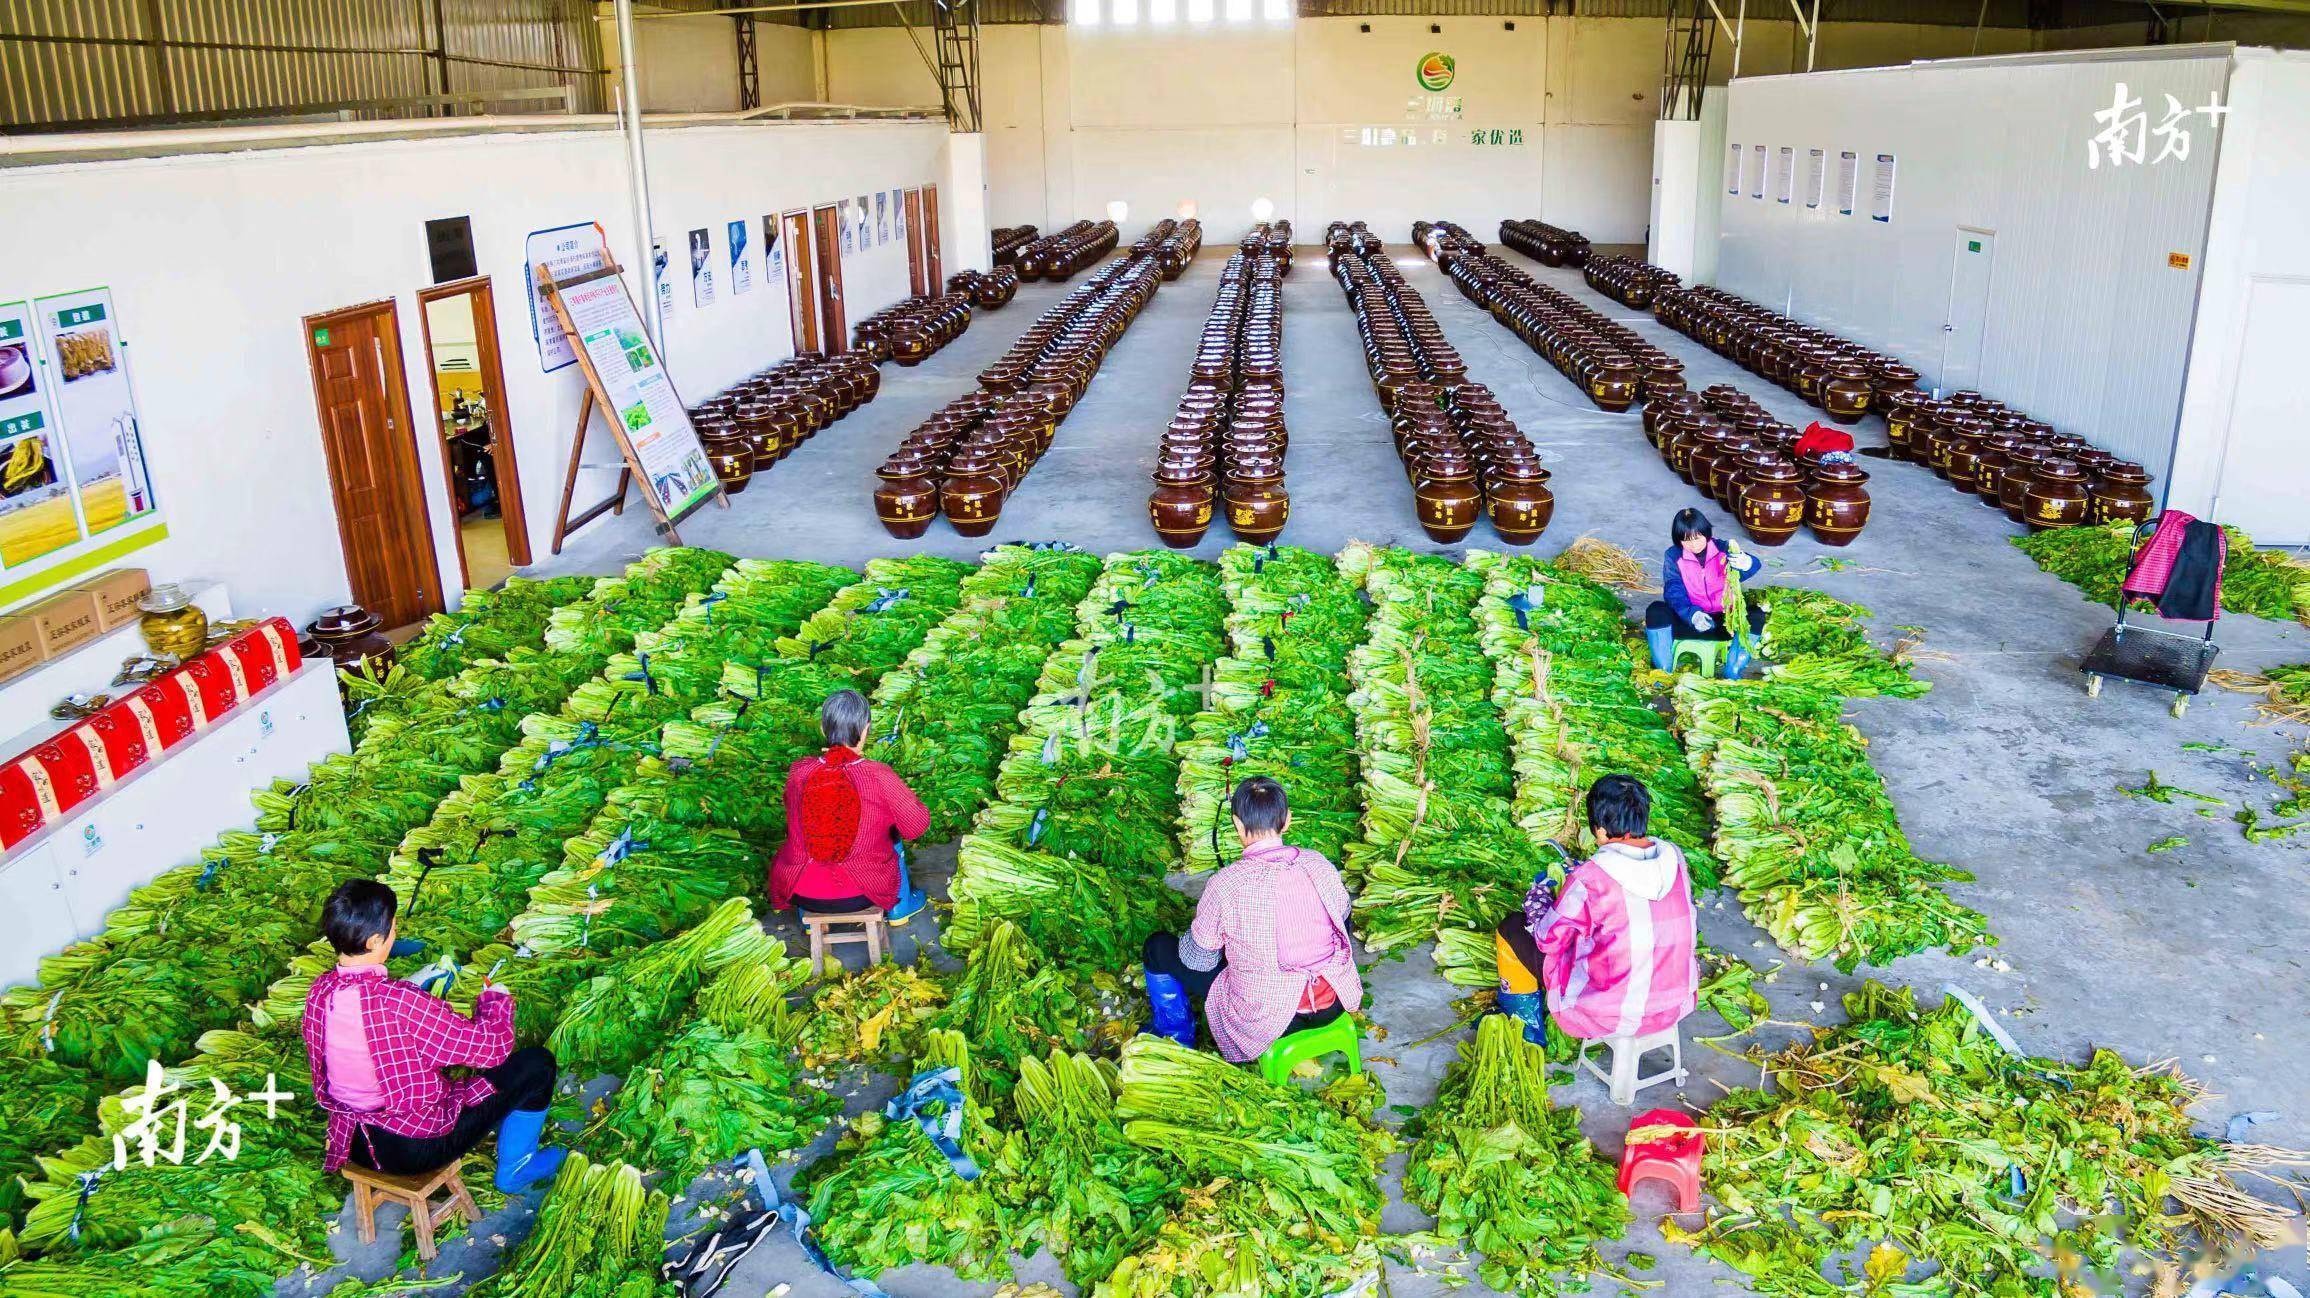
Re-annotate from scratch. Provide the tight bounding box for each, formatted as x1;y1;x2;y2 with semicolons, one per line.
0;3;2307;1296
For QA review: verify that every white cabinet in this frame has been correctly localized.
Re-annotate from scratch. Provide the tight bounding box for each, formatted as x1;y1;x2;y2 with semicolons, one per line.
0;845;78;989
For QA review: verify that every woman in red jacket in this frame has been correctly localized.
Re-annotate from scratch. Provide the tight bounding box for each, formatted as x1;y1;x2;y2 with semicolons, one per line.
768;690;930;921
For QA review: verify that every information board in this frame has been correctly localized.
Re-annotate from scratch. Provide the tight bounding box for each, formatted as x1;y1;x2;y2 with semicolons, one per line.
32;289;156;549
0;301;79;567
1836;151;1859;216
525;222;611;373
1871;153;1898;223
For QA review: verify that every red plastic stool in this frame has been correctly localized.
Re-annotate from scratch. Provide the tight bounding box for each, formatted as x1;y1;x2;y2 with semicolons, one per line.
1618;1107;1704;1212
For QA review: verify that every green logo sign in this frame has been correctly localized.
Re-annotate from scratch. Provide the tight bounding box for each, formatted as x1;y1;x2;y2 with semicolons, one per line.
1416;51;1456;92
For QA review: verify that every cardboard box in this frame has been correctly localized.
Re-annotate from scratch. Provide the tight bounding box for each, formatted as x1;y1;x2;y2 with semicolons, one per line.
0;615;41;685
70;568;151;632
22;589;101;659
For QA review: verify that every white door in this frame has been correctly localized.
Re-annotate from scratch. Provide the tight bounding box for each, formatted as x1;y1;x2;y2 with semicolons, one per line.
2208;277;2310;544
1938;227;1997;394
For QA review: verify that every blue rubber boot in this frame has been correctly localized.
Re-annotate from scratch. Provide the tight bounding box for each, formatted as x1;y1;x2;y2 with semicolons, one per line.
1645;625;1676;673
1143;971;1197;1047
886;840;928;926
494;1107;568;1192
1724;637;1753;680
1496;988;1548;1048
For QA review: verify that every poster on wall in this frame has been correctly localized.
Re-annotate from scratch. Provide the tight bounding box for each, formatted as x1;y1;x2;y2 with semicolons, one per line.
653;239;673;319
840;203;854;256
891;188;906;244
1750;145;1766;198
1725;143;1742;194
876;192;890;246
854;196;871;249
688;228;715;308
728;220;752;296
1871;153;1897;223
763;216;784;283
32;289;156;550
524;221;610;372
1805;149;1826;209
552;269;717;521
0;302;80;567
1773;146;1795;204
1836;150;1859;216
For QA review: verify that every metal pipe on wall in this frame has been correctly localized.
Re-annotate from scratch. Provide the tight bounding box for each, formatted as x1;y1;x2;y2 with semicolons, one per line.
612;0;667;350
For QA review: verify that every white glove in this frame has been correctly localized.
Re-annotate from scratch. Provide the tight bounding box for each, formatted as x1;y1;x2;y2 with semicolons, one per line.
1691;613;1715;633
1724;539;1746;562
407;960;458;995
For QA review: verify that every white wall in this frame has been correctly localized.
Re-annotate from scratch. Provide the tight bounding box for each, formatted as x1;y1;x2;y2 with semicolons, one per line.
0;118;947;623
2165;48;2310;542
1714;47;2230;485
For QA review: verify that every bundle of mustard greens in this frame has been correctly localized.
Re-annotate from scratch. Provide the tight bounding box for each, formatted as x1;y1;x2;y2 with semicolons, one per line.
1338;544;1544;954
1465;550;1718;885
395;574;600;682
1008;1049;1184;1288
4;548;739;1090
1753;584;1932;699
946;552;1223;965
1405;1015;1631;1295
926;920;1122;1094
547;896;790;1077
1675;678;1990;968
804;1029;1024;1281
1101;1034;1394;1296
653;554;975;843
591;952;835;1185
0;1055;106;1217
869;544;1105;839
1666;982;2309;1298
2014;519;2310;626
467;1154;677;1298
1174;544;1371;872
0;1218;280;1297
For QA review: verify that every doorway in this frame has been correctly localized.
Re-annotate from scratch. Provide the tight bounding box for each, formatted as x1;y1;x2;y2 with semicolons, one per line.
1939;226;1997;394
811;204;848;353
921;184;943;288
782;209;819;354
905;189;929;296
417;277;529;591
301;300;444;630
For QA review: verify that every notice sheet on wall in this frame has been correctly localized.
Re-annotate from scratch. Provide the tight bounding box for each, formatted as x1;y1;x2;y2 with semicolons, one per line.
688;228;715;307
524;222;610;372
0;301;81;567
892;188;906;244
1871;153;1897;222
556;270;717;522
1773;146;1795;204
876;192;890;246
728;219;752;296
1805;148;1826;209
1836;151;1859;216
1726;143;1743;195
33;289;156;550
1751;144;1766;198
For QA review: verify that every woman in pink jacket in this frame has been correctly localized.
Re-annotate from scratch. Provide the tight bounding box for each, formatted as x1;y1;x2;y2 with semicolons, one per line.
1140;778;1363;1063
1493;774;1699;1046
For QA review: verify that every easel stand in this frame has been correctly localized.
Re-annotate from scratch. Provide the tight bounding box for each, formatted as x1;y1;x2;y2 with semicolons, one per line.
552;389;635;554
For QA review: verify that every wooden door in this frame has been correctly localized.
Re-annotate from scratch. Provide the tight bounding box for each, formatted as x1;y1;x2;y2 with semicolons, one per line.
781;209;818;355
904;189;929;296
921;184;943;287
417;276;531;588
303;301;443;628
811;204;848;354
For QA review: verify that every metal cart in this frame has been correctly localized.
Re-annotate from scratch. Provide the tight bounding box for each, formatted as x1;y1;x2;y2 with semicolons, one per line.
2079;518;2221;718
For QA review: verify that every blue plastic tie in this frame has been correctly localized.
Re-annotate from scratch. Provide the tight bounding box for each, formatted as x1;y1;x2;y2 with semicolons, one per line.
731;1149;890;1297
1027;806;1049;847
884;1067;982;1181
864;587;910;614
68;1170;101;1240
1506;590;1537;631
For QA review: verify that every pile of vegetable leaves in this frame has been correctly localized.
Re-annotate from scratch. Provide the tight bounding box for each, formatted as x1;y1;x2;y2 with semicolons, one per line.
2014;520;2310;625
794;959;949;1073
1666;982;2309;1298
1753;584;1932;699
466;1153;676;1298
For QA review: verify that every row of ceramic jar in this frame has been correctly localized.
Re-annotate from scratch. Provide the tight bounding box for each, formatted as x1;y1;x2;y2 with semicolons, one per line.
1885;391;2153;529
1017;220;1120;281
991;225;1038;266
1150;248;1288;547
1334;243;1554;545
1244;220;1294;267
1499;219;1592;268
944;267;1020;310
1411;219;1483;267
851;293;973;367
1653;283;1914;426
1139;218;1204;280
693;352;881;494
1440;245;1685;413
1647;385;1871;546
1583;255;1682;311
874;252;1168;538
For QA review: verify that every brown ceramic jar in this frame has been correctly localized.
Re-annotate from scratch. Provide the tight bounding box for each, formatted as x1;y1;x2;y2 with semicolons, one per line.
1821;362;1873;425
1148;470;1215;548
874;459;941;540
2090;461;2154;525
1806;461;1871;546
1588;358;1641;413
1414;456;1484;543
704;438;755;495
939;450;1006;538
1485;461;1555;546
1997;447;2043;523
1737;455;1808;545
2023;459;2092;531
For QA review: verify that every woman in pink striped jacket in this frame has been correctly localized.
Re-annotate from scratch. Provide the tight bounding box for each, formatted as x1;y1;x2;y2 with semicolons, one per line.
1493;775;1700;1046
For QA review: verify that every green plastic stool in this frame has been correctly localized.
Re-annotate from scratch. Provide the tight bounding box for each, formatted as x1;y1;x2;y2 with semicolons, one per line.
1258;1015;1363;1085
1672;639;1728;677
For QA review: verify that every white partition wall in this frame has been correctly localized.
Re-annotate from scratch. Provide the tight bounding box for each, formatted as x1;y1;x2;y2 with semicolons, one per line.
1715;47;2232;486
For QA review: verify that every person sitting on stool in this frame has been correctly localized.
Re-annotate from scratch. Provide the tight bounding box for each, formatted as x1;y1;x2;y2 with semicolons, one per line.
1645;507;1767;678
768;689;930;923
301;880;565;1191
1493;775;1700;1048
1141;777;1363;1062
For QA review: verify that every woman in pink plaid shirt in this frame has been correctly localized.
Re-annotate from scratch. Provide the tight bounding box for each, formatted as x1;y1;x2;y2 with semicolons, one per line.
301;880;567;1191
1141;777;1363;1063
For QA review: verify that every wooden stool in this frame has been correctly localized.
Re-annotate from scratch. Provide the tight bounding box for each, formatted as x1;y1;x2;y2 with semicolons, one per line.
343;1159;480;1261
803;908;888;976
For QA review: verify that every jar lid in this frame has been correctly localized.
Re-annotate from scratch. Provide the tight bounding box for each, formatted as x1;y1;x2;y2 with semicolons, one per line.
309;605;381;637
138;582;199;614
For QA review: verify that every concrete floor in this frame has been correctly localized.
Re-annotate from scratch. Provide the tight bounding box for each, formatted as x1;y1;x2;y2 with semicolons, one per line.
343;241;2310;1298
